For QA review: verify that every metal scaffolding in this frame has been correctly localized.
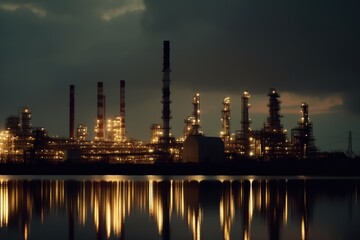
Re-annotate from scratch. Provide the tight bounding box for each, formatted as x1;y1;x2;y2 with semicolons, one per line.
240;92;251;156
291;102;316;158
220;97;231;145
184;116;195;139
191;93;201;135
261;88;287;158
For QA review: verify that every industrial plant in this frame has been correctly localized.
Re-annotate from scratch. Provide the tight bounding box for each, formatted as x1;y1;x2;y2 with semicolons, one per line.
0;40;337;165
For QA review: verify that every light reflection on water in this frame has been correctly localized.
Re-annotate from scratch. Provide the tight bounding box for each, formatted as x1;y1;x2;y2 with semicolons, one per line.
0;176;359;240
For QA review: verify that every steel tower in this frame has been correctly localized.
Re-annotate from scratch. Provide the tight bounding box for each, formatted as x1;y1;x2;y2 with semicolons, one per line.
241;92;251;155
220;97;231;144
262;88;287;158
161;40;172;152
291;102;316;158
191;93;201;135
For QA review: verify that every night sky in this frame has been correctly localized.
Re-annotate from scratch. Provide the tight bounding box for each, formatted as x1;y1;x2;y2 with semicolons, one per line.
0;0;359;153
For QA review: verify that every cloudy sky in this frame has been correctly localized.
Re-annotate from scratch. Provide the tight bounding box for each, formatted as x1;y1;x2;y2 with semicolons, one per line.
0;0;359;153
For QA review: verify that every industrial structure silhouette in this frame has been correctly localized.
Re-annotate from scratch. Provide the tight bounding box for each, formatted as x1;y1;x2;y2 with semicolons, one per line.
2;40;354;165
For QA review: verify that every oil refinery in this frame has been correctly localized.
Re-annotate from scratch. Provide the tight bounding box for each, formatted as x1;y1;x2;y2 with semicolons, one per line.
0;40;350;165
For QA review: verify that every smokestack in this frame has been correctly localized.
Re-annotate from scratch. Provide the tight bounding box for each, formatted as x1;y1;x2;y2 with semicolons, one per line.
161;40;171;150
120;80;126;141
69;85;75;139
163;41;170;72
96;82;105;140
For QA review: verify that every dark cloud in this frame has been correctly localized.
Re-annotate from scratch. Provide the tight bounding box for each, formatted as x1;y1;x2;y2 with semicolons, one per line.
0;0;153;136
141;0;360;112
0;0;359;151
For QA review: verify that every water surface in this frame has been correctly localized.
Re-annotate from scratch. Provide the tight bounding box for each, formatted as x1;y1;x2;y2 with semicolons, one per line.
0;176;359;240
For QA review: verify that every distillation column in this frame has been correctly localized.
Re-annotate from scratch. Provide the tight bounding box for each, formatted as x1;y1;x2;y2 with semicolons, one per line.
301;102;310;157
184;116;195;139
301;102;309;125
241;92;251;155
69;85;75;139
262;88;286;157
120;80;126;142
96;82;105;141
19;107;32;139
161;40;172;151
291;102;316;159
192;93;201;135
220;97;231;144
267;88;283;131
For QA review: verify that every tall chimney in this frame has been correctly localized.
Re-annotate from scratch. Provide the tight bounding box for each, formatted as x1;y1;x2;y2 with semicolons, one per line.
69;85;75;139
120;80;126;141
161;40;171;151
96;82;105;140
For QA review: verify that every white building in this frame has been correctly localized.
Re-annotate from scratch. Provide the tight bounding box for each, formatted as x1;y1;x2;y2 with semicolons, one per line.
183;135;224;163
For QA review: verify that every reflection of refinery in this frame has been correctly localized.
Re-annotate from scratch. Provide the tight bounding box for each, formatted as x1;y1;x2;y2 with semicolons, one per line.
0;40;325;163
0;179;203;239
1;178;357;239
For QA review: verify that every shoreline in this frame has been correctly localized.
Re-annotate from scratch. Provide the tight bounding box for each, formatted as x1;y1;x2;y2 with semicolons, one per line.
1;158;360;176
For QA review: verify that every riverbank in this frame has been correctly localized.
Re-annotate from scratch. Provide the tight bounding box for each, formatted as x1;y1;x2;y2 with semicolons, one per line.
0;158;359;176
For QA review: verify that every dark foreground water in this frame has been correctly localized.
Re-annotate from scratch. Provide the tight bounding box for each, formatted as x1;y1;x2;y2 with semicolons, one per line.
0;176;359;240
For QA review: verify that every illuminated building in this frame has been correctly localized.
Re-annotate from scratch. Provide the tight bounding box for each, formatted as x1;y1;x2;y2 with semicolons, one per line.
0;131;13;161
76;124;88;141
150;124;163;143
107;117;122;142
